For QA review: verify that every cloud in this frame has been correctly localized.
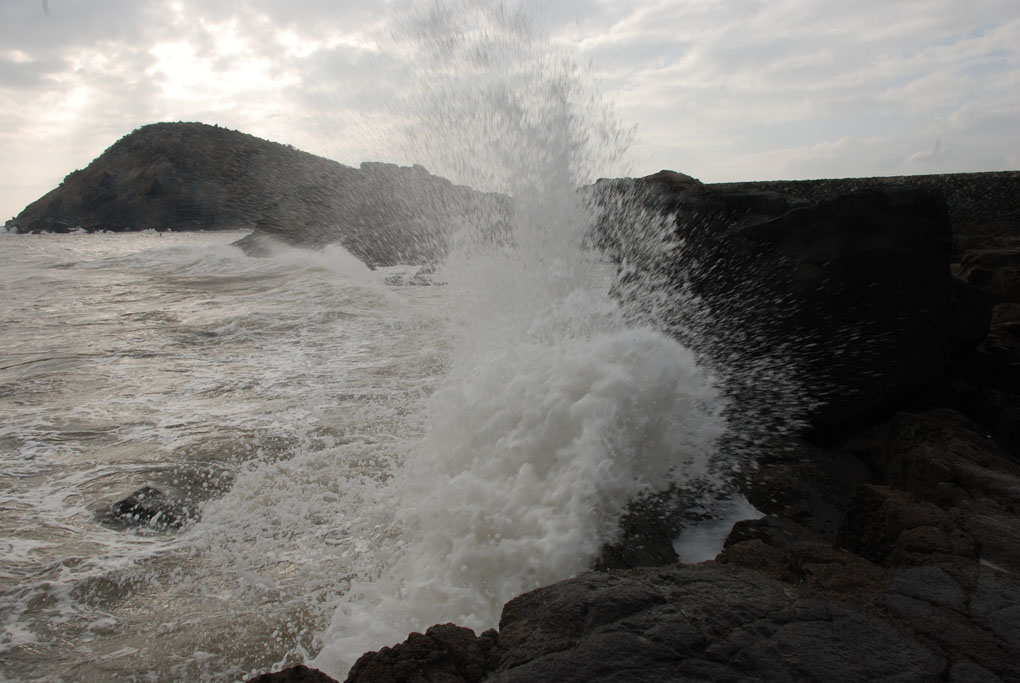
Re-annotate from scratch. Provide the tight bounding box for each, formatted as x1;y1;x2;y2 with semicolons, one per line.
1;0;1018;218
905;138;943;167
556;0;1020;179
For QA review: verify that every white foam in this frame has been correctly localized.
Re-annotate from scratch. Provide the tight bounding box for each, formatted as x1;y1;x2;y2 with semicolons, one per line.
313;320;724;672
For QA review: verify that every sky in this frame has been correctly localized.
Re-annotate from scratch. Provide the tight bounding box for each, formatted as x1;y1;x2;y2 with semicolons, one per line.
1;0;1019;221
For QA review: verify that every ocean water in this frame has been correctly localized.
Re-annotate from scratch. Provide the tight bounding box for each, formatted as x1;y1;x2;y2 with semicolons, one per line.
0;227;727;681
1;3;742;680
0;231;447;679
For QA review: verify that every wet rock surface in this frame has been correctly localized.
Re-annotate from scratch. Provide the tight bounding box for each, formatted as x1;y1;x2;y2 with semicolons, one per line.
246;664;340;683
107;485;196;529
593;173;957;443
330;409;1020;683
249;170;1020;683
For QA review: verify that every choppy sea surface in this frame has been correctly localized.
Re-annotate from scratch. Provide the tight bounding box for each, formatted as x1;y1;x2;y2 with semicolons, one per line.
0;226;728;682
1;230;444;680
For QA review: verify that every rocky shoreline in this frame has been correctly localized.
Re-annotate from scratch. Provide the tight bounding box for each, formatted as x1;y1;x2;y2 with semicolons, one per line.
7;124;1018;680
252;171;1020;682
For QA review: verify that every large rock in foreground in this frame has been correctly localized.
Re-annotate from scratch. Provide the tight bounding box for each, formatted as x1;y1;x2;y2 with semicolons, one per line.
310;408;1020;683
6;122;507;266
344;565;947;683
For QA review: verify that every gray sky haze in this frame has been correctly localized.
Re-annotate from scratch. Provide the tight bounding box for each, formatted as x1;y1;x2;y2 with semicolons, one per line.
1;0;1018;220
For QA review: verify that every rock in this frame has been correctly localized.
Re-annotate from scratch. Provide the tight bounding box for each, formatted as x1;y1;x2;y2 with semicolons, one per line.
246;665;338;683
724;514;828;549
964;389;1020;452
993;304;1020;326
834;484;978;567
718;539;888;597
880;565;1020;680
346;624;499;683
109;485;195;529
593;174;956;444
837;410;1020;569
959;248;1020;305
734;438;871;543
949;276;993;359
357;565;947;683
720;542;1020;681
950;330;1020;452
710;171;1020;258
859;410;1020;496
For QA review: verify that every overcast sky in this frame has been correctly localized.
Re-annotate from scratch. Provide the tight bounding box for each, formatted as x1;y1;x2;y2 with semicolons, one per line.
2;0;1018;221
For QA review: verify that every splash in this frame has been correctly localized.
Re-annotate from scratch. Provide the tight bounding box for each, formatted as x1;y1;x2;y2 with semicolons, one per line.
310;1;728;675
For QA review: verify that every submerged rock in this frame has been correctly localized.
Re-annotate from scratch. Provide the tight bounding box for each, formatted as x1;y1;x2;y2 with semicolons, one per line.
108;485;195;529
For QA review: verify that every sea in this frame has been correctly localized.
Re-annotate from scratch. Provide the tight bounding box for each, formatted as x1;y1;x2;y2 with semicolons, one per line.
0;225;739;681
1;3;753;679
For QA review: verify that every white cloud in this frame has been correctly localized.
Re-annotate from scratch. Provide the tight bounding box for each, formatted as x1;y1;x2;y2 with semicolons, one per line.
1;0;1018;218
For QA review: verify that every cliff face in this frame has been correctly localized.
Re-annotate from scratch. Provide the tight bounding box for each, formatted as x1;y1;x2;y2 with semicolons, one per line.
6;122;508;266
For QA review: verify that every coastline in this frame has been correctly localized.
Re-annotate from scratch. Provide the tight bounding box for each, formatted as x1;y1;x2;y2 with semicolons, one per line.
254;171;1020;682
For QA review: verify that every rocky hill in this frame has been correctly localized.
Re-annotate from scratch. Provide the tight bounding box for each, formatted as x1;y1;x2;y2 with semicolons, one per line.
5;122;507;266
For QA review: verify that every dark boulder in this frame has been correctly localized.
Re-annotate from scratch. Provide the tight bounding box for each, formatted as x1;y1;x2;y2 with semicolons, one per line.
839;410;1020;570
735;438;871;544
947;246;1020;450
246;665;339;683
108;485;195;529
348;565;948;683
247;665;338;683
346;624;500;683
835;484;978;567
949;276;993;359
959;248;1020;305
718;542;1020;682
